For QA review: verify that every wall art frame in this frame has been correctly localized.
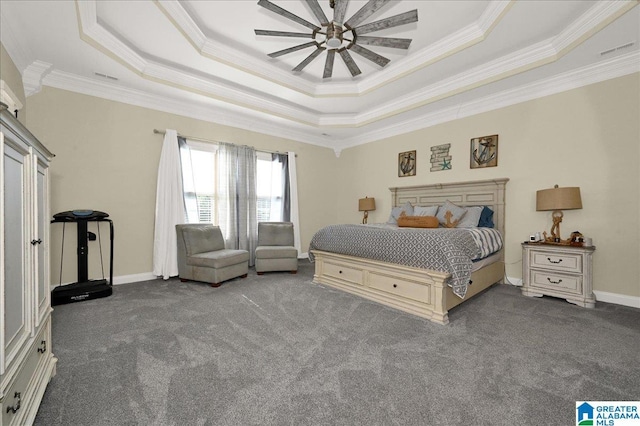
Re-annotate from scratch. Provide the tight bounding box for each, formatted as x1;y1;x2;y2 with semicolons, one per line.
470;134;498;169
398;150;417;177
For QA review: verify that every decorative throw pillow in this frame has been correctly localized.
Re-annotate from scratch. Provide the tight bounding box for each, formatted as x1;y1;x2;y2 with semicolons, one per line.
387;202;414;224
478;206;495;228
413;205;439;217
457;206;483;228
436;200;467;228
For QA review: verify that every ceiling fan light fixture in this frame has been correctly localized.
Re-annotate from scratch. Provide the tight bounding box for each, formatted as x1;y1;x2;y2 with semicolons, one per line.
257;0;417;79
325;22;343;48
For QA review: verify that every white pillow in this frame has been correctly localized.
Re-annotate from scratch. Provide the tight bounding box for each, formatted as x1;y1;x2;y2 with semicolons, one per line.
387;202;414;224
456;206;483;228
413;205;438;217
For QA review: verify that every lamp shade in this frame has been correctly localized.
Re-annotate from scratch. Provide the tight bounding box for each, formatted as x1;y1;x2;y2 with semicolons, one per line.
358;197;376;212
536;186;582;211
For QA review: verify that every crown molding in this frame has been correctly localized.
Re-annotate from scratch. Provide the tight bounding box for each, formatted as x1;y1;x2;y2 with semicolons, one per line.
76;0;323;127
159;0;512;98
552;0;639;54
349;39;558;126
40;69;333;149
339;50;640;150
348;0;514;97
73;0;635;129
22;61;53;97
32;50;638;156
154;0;321;96
0;7;34;73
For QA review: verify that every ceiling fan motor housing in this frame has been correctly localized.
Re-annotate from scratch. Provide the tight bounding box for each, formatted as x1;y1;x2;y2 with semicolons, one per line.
326;22;344;48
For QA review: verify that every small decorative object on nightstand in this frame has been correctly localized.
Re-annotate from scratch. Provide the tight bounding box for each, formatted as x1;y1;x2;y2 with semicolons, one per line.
521;243;595;308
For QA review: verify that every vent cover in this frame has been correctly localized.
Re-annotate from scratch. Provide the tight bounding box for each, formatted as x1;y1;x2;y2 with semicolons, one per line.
600;42;635;56
94;72;119;81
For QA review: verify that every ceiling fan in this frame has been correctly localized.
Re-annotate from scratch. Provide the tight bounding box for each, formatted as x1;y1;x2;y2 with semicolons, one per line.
255;0;418;79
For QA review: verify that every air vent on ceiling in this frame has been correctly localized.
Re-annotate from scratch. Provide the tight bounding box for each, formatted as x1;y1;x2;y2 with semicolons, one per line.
94;72;119;81
600;42;635;56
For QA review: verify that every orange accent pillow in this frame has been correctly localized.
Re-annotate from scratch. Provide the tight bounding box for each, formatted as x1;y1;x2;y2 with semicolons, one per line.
397;212;439;228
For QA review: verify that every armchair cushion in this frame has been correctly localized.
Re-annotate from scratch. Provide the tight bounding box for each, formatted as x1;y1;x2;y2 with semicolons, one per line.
188;249;249;269
255;246;298;259
257;222;295;247
182;225;225;255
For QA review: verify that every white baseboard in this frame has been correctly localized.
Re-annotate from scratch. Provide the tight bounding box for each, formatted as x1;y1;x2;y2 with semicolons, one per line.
505;277;639;309
505;276;523;287
299;252;309;259
593;290;640;309
112;272;158;285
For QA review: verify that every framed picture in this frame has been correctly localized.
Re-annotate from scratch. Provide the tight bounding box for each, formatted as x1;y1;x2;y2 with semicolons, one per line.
398;150;416;177
470;134;498;169
430;143;451;172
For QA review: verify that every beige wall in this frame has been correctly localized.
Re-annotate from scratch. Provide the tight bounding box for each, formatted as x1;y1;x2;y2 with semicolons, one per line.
0;42;27;123
334;73;640;299
26;87;340;282
23;73;640;300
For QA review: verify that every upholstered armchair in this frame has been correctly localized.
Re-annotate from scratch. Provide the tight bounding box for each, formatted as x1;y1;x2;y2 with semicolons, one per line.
176;224;249;287
255;222;298;274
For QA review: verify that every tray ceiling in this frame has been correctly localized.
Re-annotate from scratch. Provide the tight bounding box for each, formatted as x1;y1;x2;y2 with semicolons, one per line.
1;0;638;154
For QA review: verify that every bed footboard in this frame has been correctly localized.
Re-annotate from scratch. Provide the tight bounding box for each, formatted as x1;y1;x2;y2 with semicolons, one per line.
311;250;504;324
311;250;452;324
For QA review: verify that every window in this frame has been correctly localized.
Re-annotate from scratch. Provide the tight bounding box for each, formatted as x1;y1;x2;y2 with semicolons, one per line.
182;143;284;224
182;141;217;224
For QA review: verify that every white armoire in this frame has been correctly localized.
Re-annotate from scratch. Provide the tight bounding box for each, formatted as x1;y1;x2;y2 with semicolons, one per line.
0;102;57;424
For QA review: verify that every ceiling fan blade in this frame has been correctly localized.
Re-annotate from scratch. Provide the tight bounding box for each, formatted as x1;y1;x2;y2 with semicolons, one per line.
258;0;320;31
323;49;336;78
353;10;418;35
355;35;412;49
268;41;319;58
293;46;326;72
333;0;349;25
344;0;391;29
338;48;362;77
255;29;314;39
349;44;389;67
304;0;329;25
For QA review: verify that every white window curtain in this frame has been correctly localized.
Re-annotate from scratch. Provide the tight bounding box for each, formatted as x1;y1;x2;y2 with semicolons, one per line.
152;129;186;279
288;151;302;256
216;142;258;266
179;139;200;224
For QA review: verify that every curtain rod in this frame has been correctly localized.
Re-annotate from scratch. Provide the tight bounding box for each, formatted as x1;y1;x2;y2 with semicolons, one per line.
153;129;294;156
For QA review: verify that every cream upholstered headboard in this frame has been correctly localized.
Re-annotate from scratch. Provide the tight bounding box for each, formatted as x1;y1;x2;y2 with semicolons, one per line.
389;178;509;237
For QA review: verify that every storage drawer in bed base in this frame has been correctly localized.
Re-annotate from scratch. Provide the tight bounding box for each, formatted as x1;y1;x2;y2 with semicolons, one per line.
312;250;504;325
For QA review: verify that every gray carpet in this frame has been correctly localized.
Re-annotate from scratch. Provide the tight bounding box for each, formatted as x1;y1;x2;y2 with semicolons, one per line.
35;261;640;425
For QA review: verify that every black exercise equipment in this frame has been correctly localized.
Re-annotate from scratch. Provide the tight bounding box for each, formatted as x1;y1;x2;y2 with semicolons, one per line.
51;209;114;306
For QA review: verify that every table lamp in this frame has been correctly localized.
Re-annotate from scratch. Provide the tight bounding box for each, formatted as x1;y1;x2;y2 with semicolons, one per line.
358;197;376;224
536;184;582;243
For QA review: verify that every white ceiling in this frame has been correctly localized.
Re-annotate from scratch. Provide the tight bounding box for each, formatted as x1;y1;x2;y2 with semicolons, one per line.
1;1;639;154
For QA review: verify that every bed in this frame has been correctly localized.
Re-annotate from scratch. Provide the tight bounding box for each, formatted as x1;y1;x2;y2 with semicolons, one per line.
310;178;509;325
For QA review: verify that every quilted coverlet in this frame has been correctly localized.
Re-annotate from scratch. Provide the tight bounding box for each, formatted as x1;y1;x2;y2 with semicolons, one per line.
309;224;502;298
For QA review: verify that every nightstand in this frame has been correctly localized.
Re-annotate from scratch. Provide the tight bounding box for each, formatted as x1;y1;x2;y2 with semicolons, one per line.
521;243;595;308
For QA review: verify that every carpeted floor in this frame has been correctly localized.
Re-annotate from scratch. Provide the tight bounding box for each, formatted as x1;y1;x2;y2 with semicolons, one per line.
35;261;640;425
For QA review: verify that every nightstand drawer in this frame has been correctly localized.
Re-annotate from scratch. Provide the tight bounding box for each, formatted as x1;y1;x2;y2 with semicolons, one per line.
323;261;363;285
530;270;581;293
531;251;582;273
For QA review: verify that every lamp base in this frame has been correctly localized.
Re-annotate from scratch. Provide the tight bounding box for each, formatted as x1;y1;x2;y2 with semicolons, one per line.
362;211;368;224
543;210;566;243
